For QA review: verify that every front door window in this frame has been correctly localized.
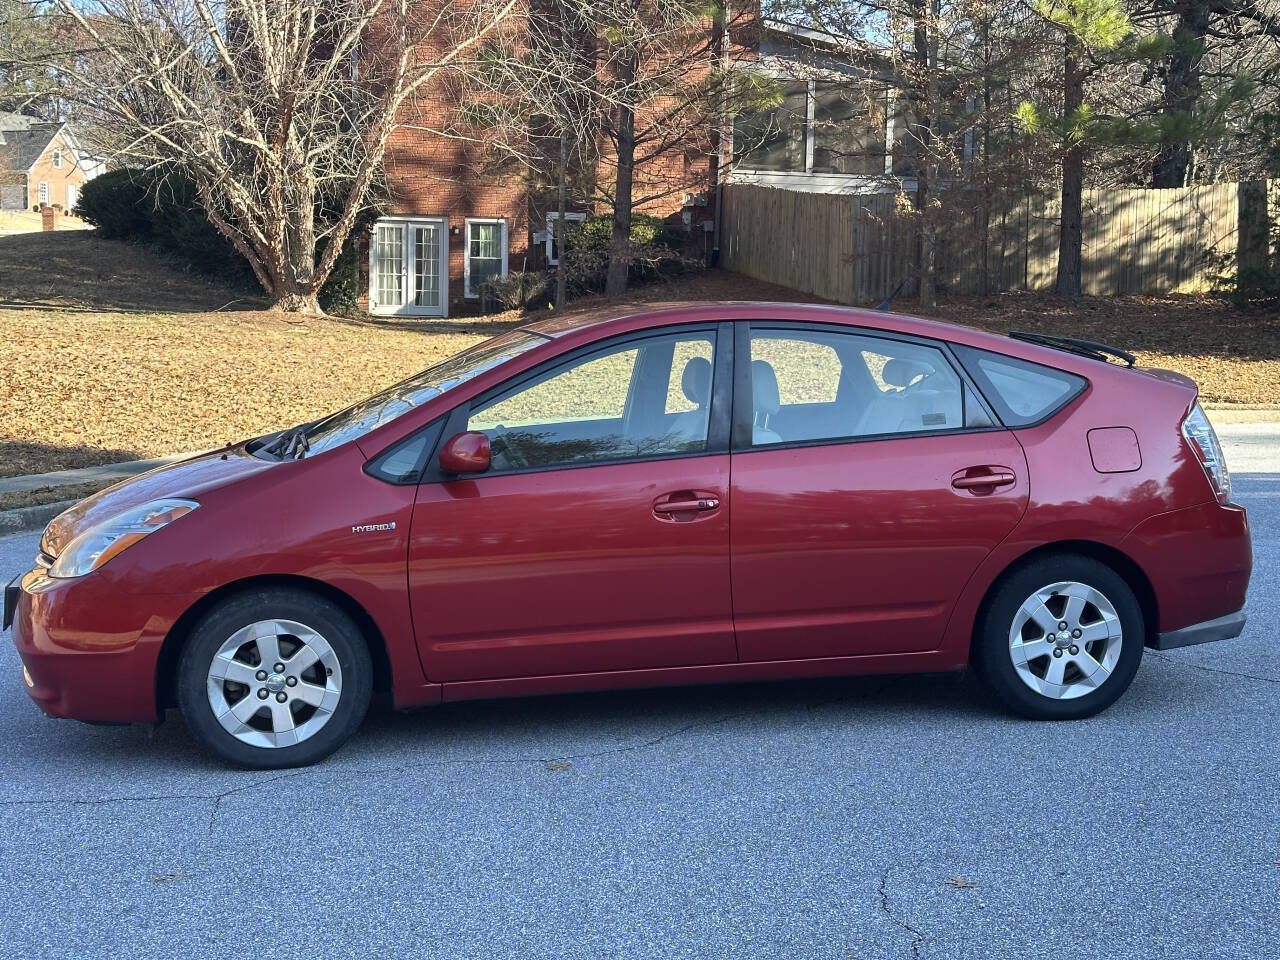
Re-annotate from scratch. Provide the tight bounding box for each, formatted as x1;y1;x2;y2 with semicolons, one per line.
465;331;716;472
370;218;447;316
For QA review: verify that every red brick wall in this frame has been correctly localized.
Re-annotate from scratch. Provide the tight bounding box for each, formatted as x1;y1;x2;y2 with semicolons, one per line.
362;7;728;315
27;133;87;212
381;89;531;311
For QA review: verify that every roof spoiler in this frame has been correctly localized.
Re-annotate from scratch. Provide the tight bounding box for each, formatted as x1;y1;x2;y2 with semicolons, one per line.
1009;331;1136;367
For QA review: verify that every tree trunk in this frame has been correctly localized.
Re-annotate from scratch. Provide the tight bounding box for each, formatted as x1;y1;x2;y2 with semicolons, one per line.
606;61;637;298
979;18;992;298
1056;37;1085;299
272;288;323;313
556;127;569;310
911;0;937;308
1152;3;1211;189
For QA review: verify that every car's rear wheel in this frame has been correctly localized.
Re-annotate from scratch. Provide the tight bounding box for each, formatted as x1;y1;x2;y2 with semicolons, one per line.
177;588;372;768
974;554;1144;720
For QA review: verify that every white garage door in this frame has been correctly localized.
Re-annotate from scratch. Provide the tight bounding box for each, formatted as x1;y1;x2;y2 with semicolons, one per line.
0;184;23;210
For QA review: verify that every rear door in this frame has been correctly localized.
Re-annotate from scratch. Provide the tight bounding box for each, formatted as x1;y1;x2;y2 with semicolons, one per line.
729;322;1029;661
407;324;737;681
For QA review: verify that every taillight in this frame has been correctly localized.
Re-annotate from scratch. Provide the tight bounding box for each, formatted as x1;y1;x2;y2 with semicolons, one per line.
1181;402;1232;503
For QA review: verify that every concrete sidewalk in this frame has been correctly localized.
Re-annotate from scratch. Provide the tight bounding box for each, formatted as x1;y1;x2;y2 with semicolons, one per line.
0;451;204;496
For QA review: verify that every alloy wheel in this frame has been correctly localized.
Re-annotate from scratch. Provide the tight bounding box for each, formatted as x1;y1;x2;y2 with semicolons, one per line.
205;618;343;749
1008;581;1123;701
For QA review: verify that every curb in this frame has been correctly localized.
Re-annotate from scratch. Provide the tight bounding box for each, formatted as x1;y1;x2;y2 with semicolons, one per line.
0;450;206;496
0;499;76;536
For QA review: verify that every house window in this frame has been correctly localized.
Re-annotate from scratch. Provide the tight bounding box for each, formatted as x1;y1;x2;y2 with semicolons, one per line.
368;217;449;317
734;79;893;177
733;80;808;172
37;181;49;206
52;149;62;169
545;212;586;265
464;218;508;298
812;83;889;175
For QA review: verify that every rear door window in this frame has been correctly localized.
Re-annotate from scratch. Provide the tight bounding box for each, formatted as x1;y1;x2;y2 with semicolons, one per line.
954;346;1087;427
745;328;981;446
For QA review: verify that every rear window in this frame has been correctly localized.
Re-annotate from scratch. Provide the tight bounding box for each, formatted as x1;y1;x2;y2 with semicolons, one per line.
955;346;1086;427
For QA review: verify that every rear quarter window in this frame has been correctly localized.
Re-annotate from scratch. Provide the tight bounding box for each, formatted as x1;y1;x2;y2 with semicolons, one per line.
955;346;1086;427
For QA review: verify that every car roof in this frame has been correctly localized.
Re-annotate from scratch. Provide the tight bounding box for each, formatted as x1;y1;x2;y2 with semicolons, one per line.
518;300;1183;390
523;301;1024;356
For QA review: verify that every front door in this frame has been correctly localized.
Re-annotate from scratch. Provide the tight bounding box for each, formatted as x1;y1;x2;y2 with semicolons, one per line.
408;325;736;681
369;217;447;317
730;323;1029;661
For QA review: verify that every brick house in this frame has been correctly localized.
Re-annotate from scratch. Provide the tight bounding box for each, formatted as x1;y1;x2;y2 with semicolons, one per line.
361;15;901;318
363;18;725;318
0;113;105;213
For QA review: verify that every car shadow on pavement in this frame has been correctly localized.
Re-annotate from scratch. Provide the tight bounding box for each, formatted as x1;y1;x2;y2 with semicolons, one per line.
6;659;1204;777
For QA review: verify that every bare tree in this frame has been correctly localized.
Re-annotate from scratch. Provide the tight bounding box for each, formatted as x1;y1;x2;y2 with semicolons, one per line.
464;0;762;298
45;0;517;313
766;0;1014;307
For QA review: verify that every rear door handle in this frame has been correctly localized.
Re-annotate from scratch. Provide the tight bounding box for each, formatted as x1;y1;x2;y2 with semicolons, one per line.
654;497;720;514
952;469;1016;490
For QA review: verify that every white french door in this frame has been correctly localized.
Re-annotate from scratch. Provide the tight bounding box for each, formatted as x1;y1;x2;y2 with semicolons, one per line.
369;217;448;316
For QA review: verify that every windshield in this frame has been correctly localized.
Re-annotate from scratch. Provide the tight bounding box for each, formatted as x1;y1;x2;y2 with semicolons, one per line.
298;329;545;455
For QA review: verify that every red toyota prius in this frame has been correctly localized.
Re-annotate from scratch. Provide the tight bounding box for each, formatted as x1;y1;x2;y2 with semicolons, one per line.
5;303;1252;768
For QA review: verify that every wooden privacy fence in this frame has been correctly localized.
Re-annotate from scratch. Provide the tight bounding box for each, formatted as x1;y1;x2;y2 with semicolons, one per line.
720;180;1272;304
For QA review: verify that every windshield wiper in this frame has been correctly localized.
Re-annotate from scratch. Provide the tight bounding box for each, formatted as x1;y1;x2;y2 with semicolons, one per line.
264;423;312;460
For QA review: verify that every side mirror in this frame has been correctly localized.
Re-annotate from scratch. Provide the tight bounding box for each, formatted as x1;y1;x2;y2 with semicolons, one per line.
438;431;490;475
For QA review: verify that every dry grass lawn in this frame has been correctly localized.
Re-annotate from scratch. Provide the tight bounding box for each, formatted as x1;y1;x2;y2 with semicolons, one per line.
1;230;1276;483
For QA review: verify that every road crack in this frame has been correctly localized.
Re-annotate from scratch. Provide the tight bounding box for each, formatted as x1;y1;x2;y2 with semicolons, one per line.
1147;650;1280;687
878;865;926;960
3;675;916;833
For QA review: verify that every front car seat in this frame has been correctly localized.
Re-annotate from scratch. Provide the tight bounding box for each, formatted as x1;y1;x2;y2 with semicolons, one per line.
665;355;712;448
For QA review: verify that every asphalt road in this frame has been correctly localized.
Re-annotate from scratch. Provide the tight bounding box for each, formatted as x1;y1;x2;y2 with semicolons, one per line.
1;429;1276;960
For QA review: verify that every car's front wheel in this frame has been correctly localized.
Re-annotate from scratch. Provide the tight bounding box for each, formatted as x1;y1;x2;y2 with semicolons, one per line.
177;587;372;768
974;554;1144;720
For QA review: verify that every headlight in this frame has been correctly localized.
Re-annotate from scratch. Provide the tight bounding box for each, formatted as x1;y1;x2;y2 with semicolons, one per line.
48;498;199;579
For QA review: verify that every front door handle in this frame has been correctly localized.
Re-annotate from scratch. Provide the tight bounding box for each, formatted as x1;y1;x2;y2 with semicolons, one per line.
654;496;720;514
952;468;1016;491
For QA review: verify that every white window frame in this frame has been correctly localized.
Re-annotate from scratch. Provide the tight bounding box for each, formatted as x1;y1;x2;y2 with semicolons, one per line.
464;217;509;298
37;181;49;206
544;211;586;265
66;183;77;209
52;149;62;169
367;215;449;317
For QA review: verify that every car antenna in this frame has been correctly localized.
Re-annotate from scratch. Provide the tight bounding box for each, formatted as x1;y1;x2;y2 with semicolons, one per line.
875;280;906;312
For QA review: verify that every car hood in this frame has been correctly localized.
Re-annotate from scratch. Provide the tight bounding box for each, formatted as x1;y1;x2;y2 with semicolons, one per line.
40;445;274;557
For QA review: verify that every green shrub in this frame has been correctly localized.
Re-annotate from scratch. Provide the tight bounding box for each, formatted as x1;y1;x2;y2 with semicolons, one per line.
73;166;370;305
561;213;691;294
318;237;363;315
74;169;151;239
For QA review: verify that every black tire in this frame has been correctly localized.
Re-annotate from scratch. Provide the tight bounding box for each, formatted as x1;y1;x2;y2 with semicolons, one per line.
177;587;372;768
973;553;1144;720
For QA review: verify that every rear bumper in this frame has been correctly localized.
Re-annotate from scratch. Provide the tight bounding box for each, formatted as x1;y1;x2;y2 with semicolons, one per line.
1151;609;1247;650
1120;499;1251;639
10;566;195;724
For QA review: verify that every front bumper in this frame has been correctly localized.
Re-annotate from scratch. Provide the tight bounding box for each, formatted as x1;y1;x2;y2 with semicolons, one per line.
1151;609;1247;650
9;564;196;724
